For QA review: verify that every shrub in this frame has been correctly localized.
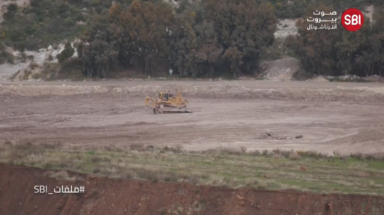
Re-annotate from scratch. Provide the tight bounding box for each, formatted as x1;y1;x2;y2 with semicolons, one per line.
4;140;13;146
288;152;301;160
219;147;241;155
91;156;102;163
248;150;261;156
129;144;144;151
240;146;247;153
350;152;364;160
3;4;18;20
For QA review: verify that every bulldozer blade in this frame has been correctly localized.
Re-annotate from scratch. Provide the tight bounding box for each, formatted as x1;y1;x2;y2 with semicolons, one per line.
163;111;193;114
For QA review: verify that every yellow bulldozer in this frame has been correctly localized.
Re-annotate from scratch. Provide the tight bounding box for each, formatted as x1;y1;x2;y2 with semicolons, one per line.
145;91;192;114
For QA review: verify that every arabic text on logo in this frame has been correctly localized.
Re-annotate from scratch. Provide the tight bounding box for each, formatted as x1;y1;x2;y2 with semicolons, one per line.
307;10;338;31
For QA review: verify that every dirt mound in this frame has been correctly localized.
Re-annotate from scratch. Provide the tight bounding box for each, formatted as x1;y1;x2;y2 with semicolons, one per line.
327;128;384;145
259;57;301;81
258;132;304;140
349;128;384;143
1;164;383;215
364;75;384;82
310;75;329;82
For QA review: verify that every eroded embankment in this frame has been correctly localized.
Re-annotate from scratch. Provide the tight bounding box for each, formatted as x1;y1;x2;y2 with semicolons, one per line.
1;164;384;215
2;83;384;103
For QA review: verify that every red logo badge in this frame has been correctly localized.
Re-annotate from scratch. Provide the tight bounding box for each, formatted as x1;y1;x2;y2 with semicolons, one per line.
341;8;364;31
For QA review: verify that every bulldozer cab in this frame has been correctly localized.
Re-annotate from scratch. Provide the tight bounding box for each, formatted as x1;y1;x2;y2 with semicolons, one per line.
159;92;174;101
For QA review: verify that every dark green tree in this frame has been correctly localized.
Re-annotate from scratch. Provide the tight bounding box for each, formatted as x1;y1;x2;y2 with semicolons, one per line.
56;42;75;77
203;0;277;78
3;4;18;20
77;0;277;78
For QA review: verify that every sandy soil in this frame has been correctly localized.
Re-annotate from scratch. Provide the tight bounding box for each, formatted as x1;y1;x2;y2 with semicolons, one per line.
1;80;384;155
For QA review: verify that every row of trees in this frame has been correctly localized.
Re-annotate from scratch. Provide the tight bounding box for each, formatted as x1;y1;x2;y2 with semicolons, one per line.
76;0;384;79
2;0;384;78
77;0;276;78
1;0;87;51
286;4;384;77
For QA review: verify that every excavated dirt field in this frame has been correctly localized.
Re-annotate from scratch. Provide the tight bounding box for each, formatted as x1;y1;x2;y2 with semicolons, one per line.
1;80;384;154
1;163;384;215
2;80;384;214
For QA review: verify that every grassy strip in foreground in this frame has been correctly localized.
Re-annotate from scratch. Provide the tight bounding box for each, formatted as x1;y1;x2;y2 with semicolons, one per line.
1;141;384;195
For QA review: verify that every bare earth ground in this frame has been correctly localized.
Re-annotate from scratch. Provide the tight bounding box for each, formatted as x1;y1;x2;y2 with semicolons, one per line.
1;80;384;155
2;163;384;215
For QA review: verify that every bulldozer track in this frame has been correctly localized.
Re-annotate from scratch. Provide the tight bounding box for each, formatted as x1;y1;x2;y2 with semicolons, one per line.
153;108;192;114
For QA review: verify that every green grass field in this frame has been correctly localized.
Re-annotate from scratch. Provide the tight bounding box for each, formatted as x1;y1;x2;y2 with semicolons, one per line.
1;141;384;195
